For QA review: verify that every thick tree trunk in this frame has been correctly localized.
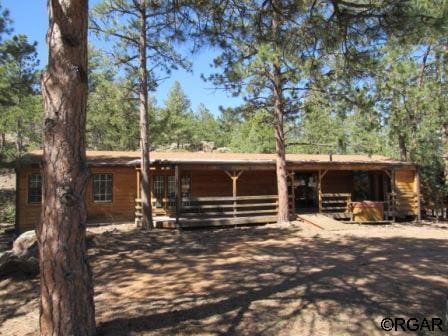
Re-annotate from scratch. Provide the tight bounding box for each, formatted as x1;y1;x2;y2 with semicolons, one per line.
39;1;95;335
273;89;289;224
139;1;153;230
272;0;289;224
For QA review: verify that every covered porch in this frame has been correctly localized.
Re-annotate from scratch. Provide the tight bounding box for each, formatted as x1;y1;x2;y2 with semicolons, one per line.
134;160;420;228
288;168;413;221
135;162;280;228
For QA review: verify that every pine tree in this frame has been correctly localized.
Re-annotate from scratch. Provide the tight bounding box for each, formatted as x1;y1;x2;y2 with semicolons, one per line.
159;81;195;149
92;0;191;229
0;8;41;161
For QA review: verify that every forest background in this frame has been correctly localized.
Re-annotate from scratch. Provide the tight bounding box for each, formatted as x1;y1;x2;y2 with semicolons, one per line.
0;0;447;216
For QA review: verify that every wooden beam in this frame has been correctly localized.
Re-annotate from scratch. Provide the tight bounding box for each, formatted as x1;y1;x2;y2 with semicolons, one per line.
318;170;322;213
415;168;422;222
136;168;141;199
180;215;278;228
135;168;141;226
289;171;295;216
392;169;396;222
320;169;329;180
175;165;180;227
225;170;244;217
318;170;328;213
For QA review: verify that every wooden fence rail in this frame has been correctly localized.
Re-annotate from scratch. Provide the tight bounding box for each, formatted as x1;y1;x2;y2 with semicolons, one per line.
135;195;279;227
320;193;352;218
180;195;279;219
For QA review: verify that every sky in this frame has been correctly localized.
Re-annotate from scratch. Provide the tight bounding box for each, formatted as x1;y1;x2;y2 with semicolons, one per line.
3;0;242;115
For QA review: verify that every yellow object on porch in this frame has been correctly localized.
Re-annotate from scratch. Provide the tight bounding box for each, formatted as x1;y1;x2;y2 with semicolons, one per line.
350;201;384;222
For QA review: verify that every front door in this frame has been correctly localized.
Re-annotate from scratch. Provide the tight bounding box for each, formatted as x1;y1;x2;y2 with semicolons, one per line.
152;175;175;215
293;172;318;212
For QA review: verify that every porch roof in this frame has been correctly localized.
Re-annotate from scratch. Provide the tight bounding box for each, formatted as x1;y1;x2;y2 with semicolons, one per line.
19;150;415;169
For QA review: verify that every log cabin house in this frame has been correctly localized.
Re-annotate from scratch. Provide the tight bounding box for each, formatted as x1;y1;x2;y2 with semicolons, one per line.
14;150;420;232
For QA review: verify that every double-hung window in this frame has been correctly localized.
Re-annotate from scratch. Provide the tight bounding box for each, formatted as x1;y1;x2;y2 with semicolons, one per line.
28;174;42;203
153;176;164;208
93;174;113;202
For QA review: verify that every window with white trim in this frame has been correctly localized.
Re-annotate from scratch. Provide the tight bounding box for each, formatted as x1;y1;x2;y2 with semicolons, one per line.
28;174;42;203
181;176;191;206
153;176;164;208
93;174;113;202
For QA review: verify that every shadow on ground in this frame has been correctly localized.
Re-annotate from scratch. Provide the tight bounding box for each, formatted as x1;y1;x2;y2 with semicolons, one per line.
83;226;448;336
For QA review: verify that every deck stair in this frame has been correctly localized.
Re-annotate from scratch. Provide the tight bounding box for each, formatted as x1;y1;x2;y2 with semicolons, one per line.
298;213;352;230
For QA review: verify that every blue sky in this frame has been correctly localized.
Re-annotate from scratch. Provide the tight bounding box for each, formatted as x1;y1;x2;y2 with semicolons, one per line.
3;0;242;115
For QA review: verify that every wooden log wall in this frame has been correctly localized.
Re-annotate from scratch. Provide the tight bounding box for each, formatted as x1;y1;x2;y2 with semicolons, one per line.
16;166;137;232
395;169;418;216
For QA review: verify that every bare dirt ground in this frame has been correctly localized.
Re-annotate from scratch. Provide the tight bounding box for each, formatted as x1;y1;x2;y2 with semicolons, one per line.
1;220;447;336
0;170;14;191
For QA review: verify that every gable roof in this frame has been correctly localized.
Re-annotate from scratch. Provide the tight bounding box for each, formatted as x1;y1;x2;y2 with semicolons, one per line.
18;150;414;168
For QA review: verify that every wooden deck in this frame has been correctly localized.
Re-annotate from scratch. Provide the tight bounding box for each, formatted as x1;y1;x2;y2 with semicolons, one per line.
154;215;277;229
297;213;352;230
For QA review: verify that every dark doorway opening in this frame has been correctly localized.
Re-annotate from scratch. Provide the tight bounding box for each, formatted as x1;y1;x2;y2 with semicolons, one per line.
292;172;318;213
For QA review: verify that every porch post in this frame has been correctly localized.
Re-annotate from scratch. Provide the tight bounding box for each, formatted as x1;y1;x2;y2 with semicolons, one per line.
415;168;421;222
392;168;397;222
175;165;180;227
289;171;295;217
318;170;322;213
318;169;328;213
225;170;244;218
135;168;142;226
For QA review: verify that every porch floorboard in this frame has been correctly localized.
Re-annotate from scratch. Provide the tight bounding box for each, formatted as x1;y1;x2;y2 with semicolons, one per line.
298;213;353;230
153;215;278;229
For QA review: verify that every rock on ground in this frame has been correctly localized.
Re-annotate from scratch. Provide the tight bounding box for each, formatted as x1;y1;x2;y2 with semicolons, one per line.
0;230;38;277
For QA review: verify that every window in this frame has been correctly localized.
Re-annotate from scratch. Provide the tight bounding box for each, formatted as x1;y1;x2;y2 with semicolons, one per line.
152;175;190;209
93;174;113;202
181;176;191;206
153;176;164;208
28;174;42;203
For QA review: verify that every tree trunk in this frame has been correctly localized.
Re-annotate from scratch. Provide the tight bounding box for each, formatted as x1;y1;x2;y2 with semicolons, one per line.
16;116;23;155
272;0;289;224
273;86;289;224
39;0;95;335
398;133;408;162
0;133;5;152
443;122;448;215
139;0;153;230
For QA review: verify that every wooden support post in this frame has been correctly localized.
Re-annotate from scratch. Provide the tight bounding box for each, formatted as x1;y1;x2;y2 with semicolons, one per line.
391;169;396;222
135;168;141;226
318;170;322;213
225;170;243;217
175;165;180;227
415;168;422;222
136;168;141;199
289;171;295;217
318;170;328;213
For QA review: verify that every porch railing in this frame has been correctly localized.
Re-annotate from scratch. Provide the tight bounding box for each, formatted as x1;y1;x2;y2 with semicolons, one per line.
320;193;352;217
180;195;278;218
135;195;279;226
